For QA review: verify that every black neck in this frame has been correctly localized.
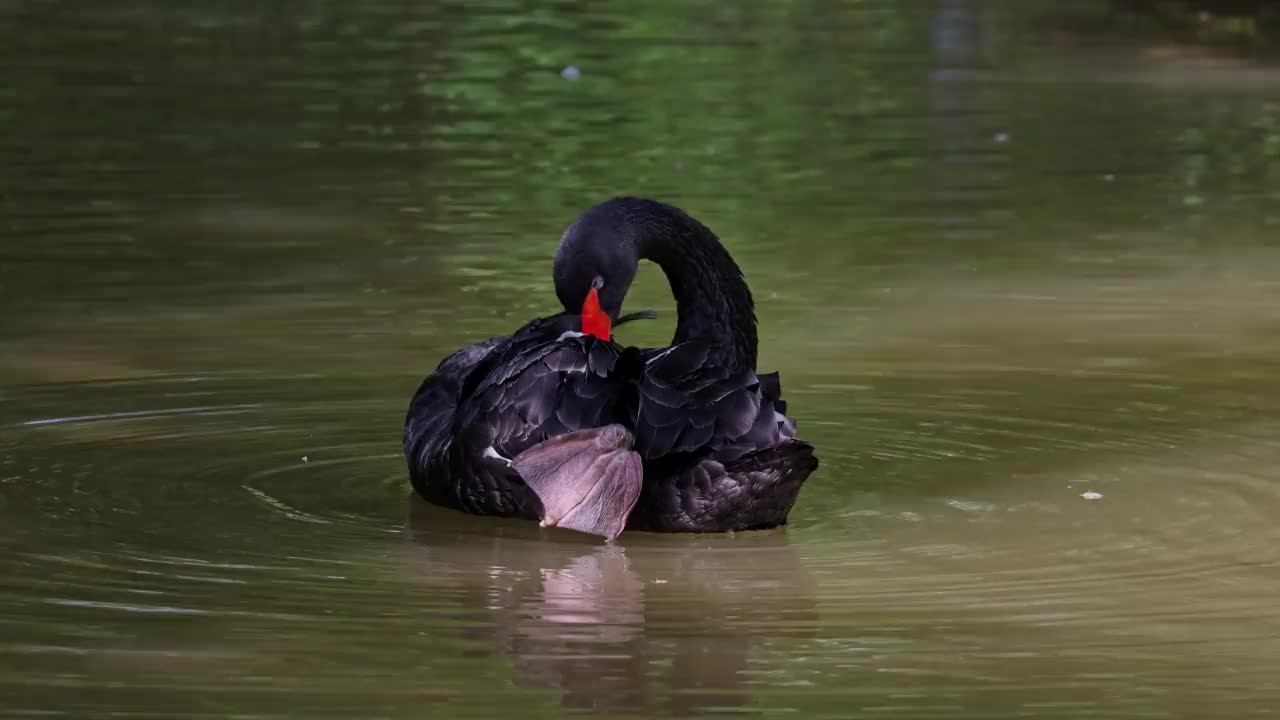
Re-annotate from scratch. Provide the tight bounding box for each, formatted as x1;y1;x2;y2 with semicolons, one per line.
621;199;758;373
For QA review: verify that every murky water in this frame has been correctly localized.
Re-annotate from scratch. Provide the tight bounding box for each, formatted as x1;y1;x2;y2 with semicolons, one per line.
4;1;1280;717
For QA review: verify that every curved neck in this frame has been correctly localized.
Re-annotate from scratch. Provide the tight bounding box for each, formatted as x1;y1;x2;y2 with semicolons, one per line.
622;199;758;373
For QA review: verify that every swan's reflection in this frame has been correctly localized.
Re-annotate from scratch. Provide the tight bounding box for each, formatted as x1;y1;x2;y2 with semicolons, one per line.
404;496;817;715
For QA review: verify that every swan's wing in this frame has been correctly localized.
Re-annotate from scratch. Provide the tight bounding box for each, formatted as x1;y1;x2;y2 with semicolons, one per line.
633;342;762;459
458;336;628;461
634;342;803;461
715;369;799;461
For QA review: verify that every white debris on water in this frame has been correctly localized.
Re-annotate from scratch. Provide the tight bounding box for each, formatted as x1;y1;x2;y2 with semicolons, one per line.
993;131;1009;143
561;65;581;80
1081;490;1103;500
302;455;309;463
946;498;994;513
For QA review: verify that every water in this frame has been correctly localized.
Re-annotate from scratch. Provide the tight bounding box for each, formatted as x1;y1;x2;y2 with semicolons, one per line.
3;1;1280;716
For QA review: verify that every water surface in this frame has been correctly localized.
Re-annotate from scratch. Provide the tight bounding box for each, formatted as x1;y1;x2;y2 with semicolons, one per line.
4;1;1280;717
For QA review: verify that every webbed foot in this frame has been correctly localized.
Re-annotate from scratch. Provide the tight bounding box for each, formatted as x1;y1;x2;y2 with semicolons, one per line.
511;425;642;541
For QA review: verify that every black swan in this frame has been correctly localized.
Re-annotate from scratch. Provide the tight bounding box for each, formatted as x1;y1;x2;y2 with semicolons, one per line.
404;197;817;539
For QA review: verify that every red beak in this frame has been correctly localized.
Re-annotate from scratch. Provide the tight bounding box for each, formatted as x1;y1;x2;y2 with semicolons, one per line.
581;287;612;341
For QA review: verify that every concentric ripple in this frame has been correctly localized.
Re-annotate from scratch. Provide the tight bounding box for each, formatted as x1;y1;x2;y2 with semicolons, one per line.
5;328;1280;717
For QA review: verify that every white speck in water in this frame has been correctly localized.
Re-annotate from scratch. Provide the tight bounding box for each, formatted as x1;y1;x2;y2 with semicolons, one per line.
1103;173;1116;182
301;456;309;463
993;132;1009;143
561;65;581;81
946;498;994;513
1081;491;1103;500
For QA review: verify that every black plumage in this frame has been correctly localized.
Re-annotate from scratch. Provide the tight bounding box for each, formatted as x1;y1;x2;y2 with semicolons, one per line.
403;197;818;537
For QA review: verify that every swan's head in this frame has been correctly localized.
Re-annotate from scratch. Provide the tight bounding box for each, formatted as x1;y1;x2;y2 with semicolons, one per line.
552;203;640;320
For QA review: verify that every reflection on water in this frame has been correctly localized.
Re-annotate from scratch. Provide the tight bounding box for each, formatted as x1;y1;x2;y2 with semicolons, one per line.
404;499;818;715
3;0;1280;717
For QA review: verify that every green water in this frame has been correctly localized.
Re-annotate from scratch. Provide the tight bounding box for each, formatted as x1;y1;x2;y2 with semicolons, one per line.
4;1;1280;717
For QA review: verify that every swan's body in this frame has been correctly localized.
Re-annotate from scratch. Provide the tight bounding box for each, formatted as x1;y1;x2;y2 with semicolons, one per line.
404;198;817;537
